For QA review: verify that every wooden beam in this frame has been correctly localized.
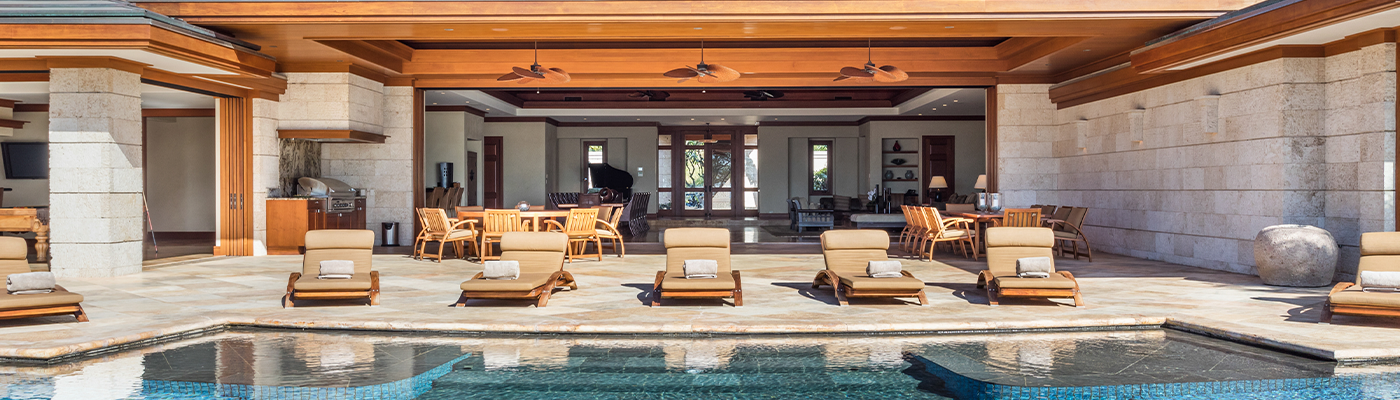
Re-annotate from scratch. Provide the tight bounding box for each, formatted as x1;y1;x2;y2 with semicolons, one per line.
279;63;392;85
985;86;997;193
14;104;46;112
143;109;216;117
0;119;27;129
1051;45;1326;109
521;100;892;109
1130;0;1400;73
555;121;661;127
760;120;860;127
277;129;389;143
484;117;559;125
856;115;985;124
314;40;410;73
996;37;1091;71
41;56;148;74
425;105;488;116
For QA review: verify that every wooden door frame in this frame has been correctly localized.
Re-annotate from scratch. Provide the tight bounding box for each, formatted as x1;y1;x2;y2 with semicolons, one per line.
658;126;756;218
483;136;505;208
921;135;956;204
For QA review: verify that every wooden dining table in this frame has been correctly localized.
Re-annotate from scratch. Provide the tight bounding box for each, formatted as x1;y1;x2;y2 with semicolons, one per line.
456;210;571;231
949;211;1063;257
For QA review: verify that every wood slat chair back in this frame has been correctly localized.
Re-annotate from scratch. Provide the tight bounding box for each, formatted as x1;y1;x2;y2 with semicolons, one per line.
1001;208;1042;227
563;208;600;233
483;209;529;233
427;187;446;209
423;208;453;234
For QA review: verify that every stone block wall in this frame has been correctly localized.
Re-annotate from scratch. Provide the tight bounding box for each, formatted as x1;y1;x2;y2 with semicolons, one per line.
997;42;1396;279
47;68;145;277
318;85;415;246
250;98;280;256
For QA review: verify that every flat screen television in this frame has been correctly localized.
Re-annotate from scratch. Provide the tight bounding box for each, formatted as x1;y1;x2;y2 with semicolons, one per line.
1;142;47;180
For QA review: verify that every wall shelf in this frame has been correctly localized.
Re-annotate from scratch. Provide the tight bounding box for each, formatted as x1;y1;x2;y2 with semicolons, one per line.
882;164;917;168
882;178;919;182
883;150;917;154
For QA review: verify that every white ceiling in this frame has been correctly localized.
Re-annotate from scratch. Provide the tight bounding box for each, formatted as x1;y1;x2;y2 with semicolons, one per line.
0;83;216;109
424;87;985;125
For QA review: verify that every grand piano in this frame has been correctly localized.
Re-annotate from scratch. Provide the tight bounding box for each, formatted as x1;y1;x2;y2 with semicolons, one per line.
585;163;649;235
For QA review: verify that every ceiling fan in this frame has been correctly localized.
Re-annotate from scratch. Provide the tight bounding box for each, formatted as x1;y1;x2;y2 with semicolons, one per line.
664;40;740;84
628;90;671;101
496;42;571;84
743;90;783;101
834;39;908;83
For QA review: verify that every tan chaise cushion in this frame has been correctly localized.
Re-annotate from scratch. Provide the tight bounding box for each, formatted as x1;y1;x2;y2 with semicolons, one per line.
838;275;925;291
994;274;1078;290
820;230;891;251
293;274;373;291
0;291;84;311
1331;285;1400;308
301;230;375;276
661;271;736;291
460;273;555;292
0;237;31;276
664;228;732;276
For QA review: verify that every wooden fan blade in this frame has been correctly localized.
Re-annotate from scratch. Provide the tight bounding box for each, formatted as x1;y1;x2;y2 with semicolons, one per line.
706;64;741;82
877;65;909;82
695;74;719;84
512;66;545;79
870;66;899;83
677;78;691;83
836;76;874;83
542;67;571;83
833;76;851;82
516;77;537;84
496;72;524;81
840;66;873;77
664;68;700;78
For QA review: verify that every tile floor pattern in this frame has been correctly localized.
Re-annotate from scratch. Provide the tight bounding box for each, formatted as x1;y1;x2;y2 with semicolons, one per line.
2;250;1399;361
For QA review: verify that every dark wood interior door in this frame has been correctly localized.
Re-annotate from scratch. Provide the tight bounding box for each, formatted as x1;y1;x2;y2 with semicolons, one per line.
922;136;955;203
483;137;503;208
466;151;478;206
661;126;750;218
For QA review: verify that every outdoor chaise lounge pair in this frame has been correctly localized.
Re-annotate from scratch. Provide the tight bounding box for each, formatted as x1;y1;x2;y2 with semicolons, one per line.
813;228;1083;307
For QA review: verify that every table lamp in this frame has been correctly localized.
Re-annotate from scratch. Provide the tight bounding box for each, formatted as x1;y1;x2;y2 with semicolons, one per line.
927;176;948;202
973;174;987;191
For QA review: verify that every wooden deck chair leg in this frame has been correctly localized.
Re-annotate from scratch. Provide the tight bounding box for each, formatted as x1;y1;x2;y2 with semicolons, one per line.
986;286;999;306
369;271;381;306
835;284;849;306
1082;241;1094;262
283;273;299;308
453;293;469;307
732;271;743;307
559;271;578;290
917;290;929;306
537;290;553;307
651;271;664;307
73;304;89;322
1071;291;1084;307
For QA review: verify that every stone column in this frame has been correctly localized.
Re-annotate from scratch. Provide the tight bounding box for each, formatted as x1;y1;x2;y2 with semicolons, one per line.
48;67;144;277
250;97;280;256
994;84;1060;207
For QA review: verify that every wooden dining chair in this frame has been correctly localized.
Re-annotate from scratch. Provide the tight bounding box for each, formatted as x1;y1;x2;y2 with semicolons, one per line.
419;208;477;262
1050;207;1093;261
998;208;1042;228
479;209;533;261
427;187;446;209
918;207;977;261
898;205;920;252
596;206;626;258
544;208;602;262
1039;205;1058;218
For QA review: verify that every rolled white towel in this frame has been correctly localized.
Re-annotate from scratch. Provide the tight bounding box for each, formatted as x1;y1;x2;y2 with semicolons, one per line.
484;261;520;280
318;260;355;279
1016;257;1053;278
684;260;718;279
1360;271;1400;291
7;272;54;294
867;260;903;278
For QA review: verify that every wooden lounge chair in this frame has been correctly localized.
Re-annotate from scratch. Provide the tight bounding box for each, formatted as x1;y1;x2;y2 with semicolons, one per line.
812;230;927;306
0;237;86;322
283;229;379;308
651;228;741;307
1322;232;1400;324
455;231;577;307
976;227;1084;307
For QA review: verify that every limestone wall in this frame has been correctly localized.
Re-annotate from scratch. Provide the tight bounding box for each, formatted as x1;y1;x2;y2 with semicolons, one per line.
997;42;1397;280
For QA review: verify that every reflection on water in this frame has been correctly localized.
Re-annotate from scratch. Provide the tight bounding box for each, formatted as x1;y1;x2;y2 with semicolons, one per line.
0;329;1397;400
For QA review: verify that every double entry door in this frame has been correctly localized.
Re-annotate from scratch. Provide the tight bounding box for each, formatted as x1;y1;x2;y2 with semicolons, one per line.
659;126;757;218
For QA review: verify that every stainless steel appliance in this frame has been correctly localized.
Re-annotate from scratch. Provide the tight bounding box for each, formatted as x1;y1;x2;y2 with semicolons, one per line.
296;177;367;230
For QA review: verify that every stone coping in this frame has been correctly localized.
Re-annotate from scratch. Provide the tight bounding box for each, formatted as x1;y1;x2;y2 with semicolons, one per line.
0;253;1396;363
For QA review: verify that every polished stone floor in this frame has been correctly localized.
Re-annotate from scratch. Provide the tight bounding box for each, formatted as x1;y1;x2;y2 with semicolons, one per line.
2;247;1399;362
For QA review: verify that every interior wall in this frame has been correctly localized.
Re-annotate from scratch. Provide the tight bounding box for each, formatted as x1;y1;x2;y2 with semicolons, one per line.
0;111;50;207
484;121;552;207
465;113;484;206
144;116;217;232
863;120;987;198
995;42;1397;280
424;111;467;188
555;126;660;213
756;125;861;214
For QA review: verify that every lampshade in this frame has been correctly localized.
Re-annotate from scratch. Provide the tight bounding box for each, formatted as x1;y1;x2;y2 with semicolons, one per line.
973;174;988;190
927;176;948;189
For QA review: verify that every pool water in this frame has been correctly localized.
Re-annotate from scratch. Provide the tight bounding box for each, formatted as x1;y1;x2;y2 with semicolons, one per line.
0;328;1397;400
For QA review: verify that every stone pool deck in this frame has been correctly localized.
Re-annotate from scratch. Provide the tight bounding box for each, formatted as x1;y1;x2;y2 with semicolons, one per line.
2;250;1398;362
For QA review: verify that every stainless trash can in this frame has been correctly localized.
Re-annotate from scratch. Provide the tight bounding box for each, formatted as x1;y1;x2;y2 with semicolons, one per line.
381;222;400;246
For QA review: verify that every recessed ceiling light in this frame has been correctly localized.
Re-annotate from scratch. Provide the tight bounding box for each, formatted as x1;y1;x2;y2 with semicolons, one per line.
720;118;725;120
942;104;947;106
953;100;959;102
492;28;508;32
932;108;937;110
432;103;438;105
444;29;454;31
918;114;923;116
1083;49;1091;52
485;109;490;111
583;118;587;120
269;45;278;48
587;23;603;26
742;72;755;75
889;26;906;30
691;118;695;120
944;26;955;29
693;27;703;30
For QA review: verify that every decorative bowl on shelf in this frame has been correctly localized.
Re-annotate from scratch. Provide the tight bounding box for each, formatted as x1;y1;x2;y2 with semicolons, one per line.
890;158;907;165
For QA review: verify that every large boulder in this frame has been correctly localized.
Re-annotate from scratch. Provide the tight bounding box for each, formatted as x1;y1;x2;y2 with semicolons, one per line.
1253;225;1338;287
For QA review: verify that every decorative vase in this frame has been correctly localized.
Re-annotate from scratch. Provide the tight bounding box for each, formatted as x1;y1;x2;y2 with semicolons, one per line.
516;201;531;212
892;141;902;151
988;193;1002;212
1253;225;1338;287
890;158;906;165
883;170;895;180
976;193;988;211
904;170;915;179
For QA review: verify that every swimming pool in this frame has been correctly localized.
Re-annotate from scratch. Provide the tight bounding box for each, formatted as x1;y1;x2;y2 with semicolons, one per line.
0;328;1395;400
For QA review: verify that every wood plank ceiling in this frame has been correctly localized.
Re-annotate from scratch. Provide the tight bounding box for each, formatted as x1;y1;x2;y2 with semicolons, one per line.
132;0;1262;90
